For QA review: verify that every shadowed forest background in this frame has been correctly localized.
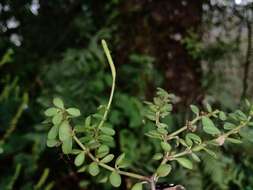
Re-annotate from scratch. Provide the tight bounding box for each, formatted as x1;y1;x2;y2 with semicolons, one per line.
0;0;253;189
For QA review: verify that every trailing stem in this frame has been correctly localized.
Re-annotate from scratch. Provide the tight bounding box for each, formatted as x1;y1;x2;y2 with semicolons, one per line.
241;21;252;100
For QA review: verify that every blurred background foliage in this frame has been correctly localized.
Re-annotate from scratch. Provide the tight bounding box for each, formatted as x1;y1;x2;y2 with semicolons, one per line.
0;0;253;189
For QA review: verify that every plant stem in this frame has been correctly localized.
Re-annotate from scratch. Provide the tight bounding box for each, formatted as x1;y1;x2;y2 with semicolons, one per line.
167;110;219;140
7;163;22;190
216;116;252;140
153;113;251;180
170;116;252;159
34;168;50;190
150;178;156;190
167;126;187;139
97;40;116;129
73;135;149;181
73;40;150;183
1;93;28;144
172;149;192;159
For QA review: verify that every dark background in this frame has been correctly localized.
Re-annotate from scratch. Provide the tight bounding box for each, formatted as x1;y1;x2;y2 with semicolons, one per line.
0;0;253;189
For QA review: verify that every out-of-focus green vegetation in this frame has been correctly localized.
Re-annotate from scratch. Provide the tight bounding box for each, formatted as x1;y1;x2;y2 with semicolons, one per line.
0;0;253;190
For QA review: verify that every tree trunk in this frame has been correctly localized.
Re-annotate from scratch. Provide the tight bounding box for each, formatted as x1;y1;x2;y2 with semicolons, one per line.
116;0;203;105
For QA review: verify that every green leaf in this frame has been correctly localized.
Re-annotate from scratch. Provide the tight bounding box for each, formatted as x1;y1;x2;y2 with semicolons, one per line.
109;171;121;187
46;139;59;147
101;127;115;136
192;145;204;152
53;97;64;109
71;149;82;155
160;104;172;113
223;122;236;130
47;125;58;140
185;137;193;147
145;130;162;139
77;166;87;173
157;123;168;129
74;152;85;166
66;108;81;117
157;127;168;135
203;148;217;158
245;99;251;107
235;110;247;120
152;153;163;160
74;125;85;133
131;183;143;190
154;97;163;106
88;162;100;176
191;153;201;162
202;116;220;135
205;103;212;112
226;138;242;144
190;105;199;115
0;146;3;154
156;164;172;177
145;110;156;121
52;113;63;125
62;138;72;154
93;113;103;119
85;116;91;127
115;153;125;167
99;135;114;143
59;121;72;141
96;145;109;158
160;142;171;152
87;140;100;149
219;111;227;121
179;138;188;147
44;107;58;117
229;113;239;121
100;154;114;163
175;157;193;169
186;133;201;144
97;173;108;183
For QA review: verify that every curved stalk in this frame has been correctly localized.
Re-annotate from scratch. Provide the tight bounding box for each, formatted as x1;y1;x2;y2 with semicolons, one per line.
73;40;149;182
97;40;116;130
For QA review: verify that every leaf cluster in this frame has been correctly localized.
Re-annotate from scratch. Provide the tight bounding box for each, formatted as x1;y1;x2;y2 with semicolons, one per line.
44;40;253;189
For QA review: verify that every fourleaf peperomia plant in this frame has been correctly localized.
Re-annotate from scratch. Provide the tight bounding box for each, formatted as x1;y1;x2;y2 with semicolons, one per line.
44;40;253;190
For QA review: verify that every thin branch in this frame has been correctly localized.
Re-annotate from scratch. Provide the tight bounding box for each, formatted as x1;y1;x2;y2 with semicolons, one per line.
167;110;219;140
150;177;156;190
73;135;149;182
241;21;252;100
0;93;28;144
